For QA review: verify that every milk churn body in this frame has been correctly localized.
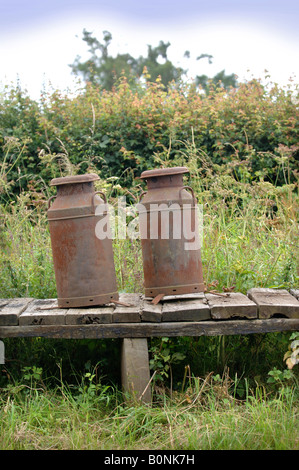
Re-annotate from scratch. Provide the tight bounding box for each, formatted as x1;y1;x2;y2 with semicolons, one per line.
139;167;204;297
47;174;119;308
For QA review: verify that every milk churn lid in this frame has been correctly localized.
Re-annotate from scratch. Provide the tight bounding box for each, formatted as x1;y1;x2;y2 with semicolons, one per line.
140;167;189;179
50;173;100;186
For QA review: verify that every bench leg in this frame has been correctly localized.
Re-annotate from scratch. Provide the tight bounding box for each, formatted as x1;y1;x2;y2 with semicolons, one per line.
121;338;152;404
0;340;4;364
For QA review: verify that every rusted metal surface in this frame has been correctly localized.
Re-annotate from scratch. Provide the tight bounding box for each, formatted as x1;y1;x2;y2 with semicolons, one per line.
138;167;205;297
47;173;118;308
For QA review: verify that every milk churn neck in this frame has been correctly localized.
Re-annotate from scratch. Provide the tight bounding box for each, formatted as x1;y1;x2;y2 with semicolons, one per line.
140;167;189;189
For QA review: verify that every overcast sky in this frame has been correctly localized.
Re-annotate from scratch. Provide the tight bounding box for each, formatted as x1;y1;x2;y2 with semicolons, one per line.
0;0;298;100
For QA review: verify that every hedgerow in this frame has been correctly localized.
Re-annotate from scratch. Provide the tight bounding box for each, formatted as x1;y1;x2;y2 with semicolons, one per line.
0;76;298;198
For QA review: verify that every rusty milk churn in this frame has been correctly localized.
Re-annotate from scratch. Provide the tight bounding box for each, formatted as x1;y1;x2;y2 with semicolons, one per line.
138;167;205;298
47;173;119;308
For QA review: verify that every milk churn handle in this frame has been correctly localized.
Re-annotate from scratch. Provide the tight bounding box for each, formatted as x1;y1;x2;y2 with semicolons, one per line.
92;191;107;213
179;186;196;206
139;191;147;202
47;195;56;209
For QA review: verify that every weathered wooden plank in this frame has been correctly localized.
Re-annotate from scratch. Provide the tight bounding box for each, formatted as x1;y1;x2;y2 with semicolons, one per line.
141;298;162;322
290;289;299;301
248;288;299;319
205;292;257;319
113;293;141;323
0;298;34;326
162;297;210;322
0;299;9;309
65;306;114;325
19;299;67;325
1;318;298;339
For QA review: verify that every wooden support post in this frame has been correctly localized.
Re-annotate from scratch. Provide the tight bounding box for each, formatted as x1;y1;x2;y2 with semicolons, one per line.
121;338;152;404
0;340;4;364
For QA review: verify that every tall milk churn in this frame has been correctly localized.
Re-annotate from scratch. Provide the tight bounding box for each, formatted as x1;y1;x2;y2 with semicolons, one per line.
138;167;204;298
47;173;119;308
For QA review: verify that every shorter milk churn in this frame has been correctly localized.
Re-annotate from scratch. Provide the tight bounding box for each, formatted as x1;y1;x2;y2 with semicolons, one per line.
138;167;204;297
47;173;119;308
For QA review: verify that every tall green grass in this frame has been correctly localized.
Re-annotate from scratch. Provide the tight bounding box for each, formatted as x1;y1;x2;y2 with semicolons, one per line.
0;369;298;450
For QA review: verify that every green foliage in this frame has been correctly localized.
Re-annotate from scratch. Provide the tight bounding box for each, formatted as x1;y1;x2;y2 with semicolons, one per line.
149;337;186;384
22;366;43;382
0;85;42;197
70;30;239;93
267;367;294;385
70;29;140;90
0;76;298;200
196;69;238;91
70;30;188;89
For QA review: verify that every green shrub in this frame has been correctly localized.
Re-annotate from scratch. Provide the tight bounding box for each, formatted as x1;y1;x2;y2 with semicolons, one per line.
1;77;298;199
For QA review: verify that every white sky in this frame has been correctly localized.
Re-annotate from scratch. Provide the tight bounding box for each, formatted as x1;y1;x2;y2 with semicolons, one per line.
0;0;298;100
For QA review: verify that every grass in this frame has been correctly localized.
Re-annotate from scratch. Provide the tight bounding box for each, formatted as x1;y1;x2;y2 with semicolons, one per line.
0;370;298;450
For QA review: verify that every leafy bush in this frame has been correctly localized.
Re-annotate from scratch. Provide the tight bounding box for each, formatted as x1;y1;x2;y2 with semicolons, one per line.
1;76;298;199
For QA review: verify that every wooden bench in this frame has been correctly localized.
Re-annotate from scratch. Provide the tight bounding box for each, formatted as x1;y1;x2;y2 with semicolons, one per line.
1;288;299;403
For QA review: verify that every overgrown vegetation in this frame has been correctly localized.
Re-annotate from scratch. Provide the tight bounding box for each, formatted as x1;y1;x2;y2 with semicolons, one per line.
1;74;298;199
0;76;298;450
0;367;298;450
